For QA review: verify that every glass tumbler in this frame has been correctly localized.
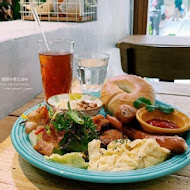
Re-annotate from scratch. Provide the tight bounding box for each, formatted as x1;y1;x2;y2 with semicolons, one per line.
75;52;109;93
38;39;74;101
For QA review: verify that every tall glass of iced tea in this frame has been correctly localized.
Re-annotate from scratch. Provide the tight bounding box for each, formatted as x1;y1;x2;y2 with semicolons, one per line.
39;39;74;101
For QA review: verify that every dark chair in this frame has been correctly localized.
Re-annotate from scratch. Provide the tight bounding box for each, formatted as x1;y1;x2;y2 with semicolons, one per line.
118;42;190;81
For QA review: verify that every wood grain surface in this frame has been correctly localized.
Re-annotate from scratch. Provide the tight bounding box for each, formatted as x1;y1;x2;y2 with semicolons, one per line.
151;81;190;96
0;82;190;190
116;35;190;47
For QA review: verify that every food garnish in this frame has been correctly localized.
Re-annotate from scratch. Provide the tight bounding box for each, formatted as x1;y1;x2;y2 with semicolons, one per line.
67;102;84;124
21;113;27;120
134;97;174;114
50;102;98;154
52;102;84;130
48;107;54;119
59;114;98;154
69;93;82;100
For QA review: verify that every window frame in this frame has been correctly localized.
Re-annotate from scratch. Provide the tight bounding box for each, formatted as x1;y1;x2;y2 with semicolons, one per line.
133;0;148;34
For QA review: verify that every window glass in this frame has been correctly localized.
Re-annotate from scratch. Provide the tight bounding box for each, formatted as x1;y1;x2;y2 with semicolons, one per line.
147;0;190;36
0;0;20;21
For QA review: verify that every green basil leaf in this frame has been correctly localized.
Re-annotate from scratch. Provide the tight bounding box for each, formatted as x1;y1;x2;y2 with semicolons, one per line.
133;97;152;109
146;105;156;112
158;106;174;114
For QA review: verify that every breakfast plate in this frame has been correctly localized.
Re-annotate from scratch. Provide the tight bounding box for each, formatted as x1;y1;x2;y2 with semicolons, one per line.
11;96;190;183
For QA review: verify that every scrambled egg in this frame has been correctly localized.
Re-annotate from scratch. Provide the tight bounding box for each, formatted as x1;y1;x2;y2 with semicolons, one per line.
88;139;170;171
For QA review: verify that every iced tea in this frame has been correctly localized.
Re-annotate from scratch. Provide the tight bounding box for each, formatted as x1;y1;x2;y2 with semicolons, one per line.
39;51;73;100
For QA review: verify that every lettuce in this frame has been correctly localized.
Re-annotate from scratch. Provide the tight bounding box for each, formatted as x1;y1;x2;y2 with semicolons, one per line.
28;130;37;147
44;152;88;169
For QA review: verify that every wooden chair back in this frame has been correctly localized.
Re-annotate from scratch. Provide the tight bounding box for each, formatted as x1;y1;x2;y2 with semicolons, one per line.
120;43;190;81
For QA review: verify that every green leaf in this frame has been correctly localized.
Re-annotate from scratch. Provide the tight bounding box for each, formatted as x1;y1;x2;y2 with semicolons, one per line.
48;107;54;119
133;97;152;109
52;112;67;131
146;105;156;112
50;106;98;154
59;117;98;153
157;106;174;114
67;102;84;125
134;97;174;114
44;153;88;169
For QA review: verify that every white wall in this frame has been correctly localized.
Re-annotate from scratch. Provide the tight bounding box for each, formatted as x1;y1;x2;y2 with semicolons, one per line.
0;0;130;119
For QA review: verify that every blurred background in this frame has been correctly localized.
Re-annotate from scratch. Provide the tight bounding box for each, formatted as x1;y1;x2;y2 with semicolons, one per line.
148;0;190;36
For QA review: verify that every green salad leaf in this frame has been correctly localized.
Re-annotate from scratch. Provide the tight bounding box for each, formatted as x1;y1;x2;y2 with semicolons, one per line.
44;153;88;169
59;115;98;154
50;104;98;154
48;107;54;119
67;101;84;125
52;112;68;131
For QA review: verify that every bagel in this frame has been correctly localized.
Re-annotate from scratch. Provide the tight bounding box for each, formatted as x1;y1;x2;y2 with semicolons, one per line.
100;75;155;115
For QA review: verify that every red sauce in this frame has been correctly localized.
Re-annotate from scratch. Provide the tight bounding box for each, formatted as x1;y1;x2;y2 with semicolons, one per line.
147;119;179;129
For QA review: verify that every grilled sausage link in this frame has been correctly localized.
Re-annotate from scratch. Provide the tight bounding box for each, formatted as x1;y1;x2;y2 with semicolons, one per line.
114;104;136;124
106;114;124;132
124;126;188;154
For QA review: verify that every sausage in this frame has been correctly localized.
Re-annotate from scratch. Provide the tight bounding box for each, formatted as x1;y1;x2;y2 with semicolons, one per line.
123;126;188;154
114;104;136;124
106;114;124;132
100;129;125;147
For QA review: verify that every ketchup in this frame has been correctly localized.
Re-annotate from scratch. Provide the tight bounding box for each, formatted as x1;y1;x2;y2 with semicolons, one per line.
147;119;179;129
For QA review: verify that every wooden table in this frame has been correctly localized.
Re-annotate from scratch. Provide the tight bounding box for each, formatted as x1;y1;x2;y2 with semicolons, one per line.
116;35;190;47
1;81;190;190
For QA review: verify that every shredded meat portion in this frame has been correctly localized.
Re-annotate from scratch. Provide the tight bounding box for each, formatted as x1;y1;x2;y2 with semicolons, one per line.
92;114;110;131
77;101;98;110
100;129;127;147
